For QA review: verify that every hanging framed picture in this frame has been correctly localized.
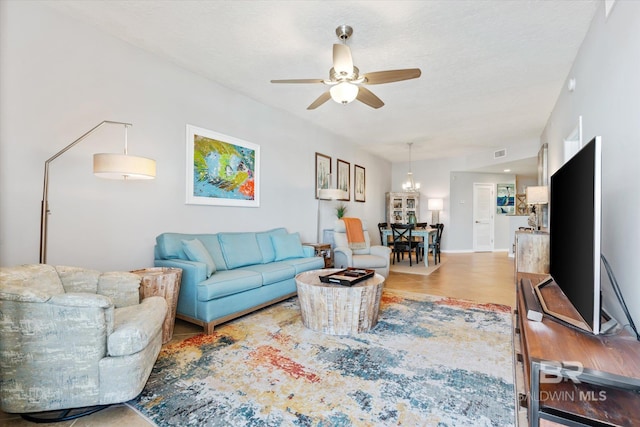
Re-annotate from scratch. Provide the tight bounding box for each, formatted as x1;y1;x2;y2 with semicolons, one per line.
496;183;515;214
354;164;365;202
185;124;260;207
337;159;350;201
315;152;331;199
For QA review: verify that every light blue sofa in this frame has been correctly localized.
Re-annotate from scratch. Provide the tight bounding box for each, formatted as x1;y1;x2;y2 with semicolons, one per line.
154;228;324;334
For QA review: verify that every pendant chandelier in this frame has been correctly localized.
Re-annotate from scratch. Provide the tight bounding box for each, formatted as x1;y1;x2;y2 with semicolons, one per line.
402;142;420;192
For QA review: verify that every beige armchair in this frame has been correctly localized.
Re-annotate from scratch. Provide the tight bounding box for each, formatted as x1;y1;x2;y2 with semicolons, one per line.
0;264;167;420
333;219;391;278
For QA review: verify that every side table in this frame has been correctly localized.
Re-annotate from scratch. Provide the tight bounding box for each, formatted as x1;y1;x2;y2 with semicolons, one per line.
303;243;333;268
131;267;182;344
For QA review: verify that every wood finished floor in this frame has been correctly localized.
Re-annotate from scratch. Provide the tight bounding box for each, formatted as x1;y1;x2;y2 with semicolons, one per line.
0;252;516;426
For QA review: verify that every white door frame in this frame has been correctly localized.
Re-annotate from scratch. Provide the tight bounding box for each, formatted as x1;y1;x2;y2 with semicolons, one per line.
473;183;495;252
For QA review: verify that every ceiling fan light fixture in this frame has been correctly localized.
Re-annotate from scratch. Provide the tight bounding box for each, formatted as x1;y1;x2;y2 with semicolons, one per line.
330;82;359;105
270;25;421;110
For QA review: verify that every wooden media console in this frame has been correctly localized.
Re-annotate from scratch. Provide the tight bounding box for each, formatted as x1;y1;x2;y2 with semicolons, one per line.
514;273;640;426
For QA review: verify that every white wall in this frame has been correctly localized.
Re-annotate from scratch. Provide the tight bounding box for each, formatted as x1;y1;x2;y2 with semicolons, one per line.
541;1;640;329
0;2;390;271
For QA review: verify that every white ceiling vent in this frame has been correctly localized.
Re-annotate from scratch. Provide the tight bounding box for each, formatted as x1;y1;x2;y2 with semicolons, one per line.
494;149;507;159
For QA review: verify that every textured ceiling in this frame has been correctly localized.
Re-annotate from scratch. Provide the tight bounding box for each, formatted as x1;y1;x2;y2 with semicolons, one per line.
45;0;599;173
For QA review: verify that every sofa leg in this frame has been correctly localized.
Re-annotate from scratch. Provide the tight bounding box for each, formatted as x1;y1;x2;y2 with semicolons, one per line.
205;322;215;335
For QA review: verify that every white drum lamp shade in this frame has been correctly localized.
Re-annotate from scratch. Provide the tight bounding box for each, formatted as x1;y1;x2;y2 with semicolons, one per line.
526;186;549;205
318;188;348;200
93;153;156;179
427;198;444;211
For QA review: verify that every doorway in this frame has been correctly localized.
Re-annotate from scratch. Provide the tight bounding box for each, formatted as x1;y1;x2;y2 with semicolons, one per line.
473;183;494;252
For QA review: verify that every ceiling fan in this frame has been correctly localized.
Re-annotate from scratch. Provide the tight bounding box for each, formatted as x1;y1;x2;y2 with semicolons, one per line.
270;25;421;110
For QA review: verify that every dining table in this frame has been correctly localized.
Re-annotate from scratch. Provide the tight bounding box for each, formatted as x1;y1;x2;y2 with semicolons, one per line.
380;225;438;267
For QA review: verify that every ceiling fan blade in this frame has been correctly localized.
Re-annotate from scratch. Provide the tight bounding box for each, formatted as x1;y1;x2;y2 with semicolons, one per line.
333;44;353;76
271;79;324;84
356;86;384;109
307;91;332;110
363;68;422;85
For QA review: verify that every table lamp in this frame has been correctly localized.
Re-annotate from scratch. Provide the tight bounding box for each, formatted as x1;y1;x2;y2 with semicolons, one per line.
427;198;444;224
526;186;548;230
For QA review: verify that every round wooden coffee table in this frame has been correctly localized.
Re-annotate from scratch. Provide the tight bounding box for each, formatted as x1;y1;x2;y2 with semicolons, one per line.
295;269;385;336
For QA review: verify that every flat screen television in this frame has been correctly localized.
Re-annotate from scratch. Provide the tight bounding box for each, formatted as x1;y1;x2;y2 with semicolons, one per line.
547;136;602;334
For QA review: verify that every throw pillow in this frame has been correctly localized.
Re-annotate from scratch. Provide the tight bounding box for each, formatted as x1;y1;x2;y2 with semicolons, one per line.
271;232;305;261
218;233;263;269
182;238;216;278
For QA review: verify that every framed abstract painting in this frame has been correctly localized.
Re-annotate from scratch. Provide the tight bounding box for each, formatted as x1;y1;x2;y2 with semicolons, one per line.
186;125;260;207
354;164;365;202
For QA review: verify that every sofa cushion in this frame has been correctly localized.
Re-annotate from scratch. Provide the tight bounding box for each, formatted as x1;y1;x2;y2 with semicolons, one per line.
281;256;325;274
351;254;389;269
98;272;141;308
196;234;227;271
182;238;216;277
156;233;187;259
272;232;305;261
197;270;263;301
239;262;296;286
156;233;228;270
0;264;64;302
218;233;263;269
256;228;288;263
55;266;100;294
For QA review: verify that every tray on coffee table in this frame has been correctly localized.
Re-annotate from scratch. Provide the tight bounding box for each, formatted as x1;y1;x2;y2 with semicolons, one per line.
319;268;375;286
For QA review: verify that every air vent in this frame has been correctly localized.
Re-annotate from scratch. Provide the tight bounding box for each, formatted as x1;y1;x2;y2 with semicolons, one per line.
494;149;507;159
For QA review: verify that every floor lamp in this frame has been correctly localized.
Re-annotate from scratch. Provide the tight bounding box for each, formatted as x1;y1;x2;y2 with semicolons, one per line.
40;120;156;263
316;188;348;243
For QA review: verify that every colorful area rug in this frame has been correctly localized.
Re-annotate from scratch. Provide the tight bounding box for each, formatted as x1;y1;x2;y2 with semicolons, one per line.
128;291;514;426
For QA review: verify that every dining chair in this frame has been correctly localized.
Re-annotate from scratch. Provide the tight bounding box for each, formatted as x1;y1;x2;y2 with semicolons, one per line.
414;222;428;262
377;222;389;246
427;223;444;264
390;223;417;266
